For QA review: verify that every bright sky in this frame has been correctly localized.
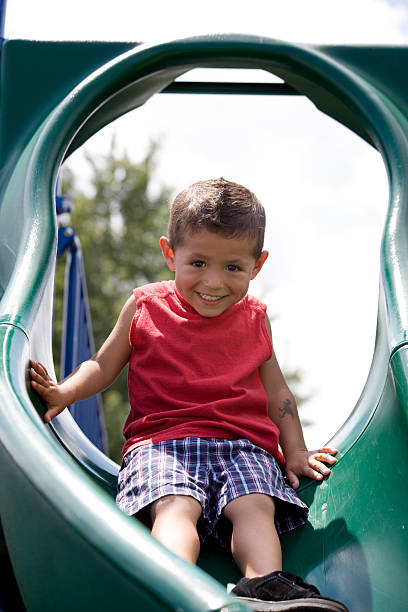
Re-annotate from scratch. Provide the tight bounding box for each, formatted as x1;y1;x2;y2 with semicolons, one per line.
5;0;408;448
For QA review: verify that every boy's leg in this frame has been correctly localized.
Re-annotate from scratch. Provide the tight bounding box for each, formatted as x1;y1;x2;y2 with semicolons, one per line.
150;494;202;564
223;493;282;578
224;494;349;611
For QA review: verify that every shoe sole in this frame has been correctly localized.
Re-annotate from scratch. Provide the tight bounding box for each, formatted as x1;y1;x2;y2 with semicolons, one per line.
233;596;348;612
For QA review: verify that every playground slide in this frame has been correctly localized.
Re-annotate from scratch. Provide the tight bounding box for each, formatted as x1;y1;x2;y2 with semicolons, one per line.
1;36;408;611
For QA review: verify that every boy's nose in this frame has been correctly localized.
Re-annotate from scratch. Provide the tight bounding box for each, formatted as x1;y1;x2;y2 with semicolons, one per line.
203;270;223;290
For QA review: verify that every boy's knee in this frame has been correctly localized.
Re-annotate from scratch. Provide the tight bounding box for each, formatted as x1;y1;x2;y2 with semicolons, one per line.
150;494;202;523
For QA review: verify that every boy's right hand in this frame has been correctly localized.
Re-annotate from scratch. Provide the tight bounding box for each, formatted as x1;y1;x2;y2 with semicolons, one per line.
30;361;68;423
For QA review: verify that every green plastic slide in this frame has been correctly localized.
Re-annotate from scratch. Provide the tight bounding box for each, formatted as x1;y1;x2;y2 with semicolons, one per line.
0;36;408;611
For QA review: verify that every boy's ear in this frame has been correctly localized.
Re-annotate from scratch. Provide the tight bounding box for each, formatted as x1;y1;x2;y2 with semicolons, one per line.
250;250;268;280
160;236;176;271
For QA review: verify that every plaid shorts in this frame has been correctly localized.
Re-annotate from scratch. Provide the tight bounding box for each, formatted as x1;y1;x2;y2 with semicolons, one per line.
116;437;308;544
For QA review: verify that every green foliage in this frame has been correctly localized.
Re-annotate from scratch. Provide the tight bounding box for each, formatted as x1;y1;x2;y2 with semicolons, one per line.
55;140;172;462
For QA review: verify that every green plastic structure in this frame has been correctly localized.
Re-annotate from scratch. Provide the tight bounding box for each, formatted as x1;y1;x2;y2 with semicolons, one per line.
0;35;408;611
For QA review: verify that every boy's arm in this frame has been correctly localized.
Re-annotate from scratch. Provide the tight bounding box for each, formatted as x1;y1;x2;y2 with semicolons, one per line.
259;314;337;489
30;294;136;423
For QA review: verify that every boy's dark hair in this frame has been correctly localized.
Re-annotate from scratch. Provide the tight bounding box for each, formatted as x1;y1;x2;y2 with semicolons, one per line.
168;178;265;259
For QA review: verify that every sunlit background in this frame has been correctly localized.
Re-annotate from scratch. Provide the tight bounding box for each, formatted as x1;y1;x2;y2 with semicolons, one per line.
6;0;407;447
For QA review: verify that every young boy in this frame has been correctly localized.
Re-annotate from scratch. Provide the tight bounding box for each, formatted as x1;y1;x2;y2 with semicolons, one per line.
30;178;347;612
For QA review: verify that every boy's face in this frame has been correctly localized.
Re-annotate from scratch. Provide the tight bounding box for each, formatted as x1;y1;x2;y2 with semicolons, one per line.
160;229;268;318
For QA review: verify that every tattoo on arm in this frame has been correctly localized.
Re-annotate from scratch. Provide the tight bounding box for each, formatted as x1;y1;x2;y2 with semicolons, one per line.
279;398;295;419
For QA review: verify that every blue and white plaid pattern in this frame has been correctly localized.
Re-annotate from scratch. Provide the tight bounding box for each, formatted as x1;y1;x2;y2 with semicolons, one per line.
116;437;308;543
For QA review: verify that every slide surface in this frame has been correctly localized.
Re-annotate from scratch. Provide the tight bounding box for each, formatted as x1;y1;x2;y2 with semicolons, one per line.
1;36;408;611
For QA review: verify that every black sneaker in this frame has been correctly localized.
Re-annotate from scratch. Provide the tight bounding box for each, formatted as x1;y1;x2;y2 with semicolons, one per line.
231;571;348;611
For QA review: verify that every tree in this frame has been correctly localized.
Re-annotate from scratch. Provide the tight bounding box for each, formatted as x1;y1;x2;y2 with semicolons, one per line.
55;139;172;462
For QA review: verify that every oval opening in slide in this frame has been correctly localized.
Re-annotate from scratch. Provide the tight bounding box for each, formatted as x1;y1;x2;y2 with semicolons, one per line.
59;54;388;458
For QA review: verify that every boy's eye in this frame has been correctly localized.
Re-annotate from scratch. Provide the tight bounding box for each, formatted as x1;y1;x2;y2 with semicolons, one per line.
227;264;241;272
192;260;206;268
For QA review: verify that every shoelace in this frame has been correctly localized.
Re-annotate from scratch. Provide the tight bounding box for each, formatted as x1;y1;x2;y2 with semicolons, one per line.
276;572;321;596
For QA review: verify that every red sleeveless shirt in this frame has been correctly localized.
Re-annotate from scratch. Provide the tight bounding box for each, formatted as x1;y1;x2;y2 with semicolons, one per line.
123;280;284;465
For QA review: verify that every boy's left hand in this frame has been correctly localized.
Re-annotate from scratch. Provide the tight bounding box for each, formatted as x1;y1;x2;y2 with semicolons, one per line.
284;447;338;489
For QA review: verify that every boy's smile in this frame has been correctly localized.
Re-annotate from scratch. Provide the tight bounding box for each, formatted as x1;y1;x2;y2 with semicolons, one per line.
160;230;268;317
